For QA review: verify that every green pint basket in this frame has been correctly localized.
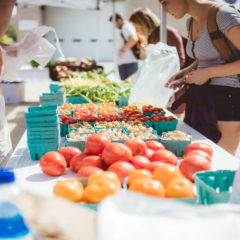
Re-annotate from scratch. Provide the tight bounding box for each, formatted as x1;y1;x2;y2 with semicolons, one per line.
194;170;236;205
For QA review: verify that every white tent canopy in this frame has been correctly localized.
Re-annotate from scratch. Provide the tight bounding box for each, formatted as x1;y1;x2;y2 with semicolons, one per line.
16;0;104;10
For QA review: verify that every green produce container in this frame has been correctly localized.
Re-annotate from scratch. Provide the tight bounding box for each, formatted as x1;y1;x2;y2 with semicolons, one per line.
144;121;153;127
80;203;99;211
49;83;63;93
153;120;178;135
28;142;59;160
117;95;129;107
143;111;166;117
26;120;58;128
27;105;57;113
60;123;69;137
66;133;92;151
27;133;59;140
194;170;236;205
67;96;88;104
27;126;59;133
160;136;191;157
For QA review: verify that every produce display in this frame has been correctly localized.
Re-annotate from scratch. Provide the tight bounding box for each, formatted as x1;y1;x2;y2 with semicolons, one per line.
25;76;220;208
94;121;121;128
63;82;132;103
38;136;214;204
49;57;105;81
162;130;191;141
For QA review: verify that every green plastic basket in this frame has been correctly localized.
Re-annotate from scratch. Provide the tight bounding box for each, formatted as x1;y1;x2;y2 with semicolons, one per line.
194;170;236;205
66;133;92;151
79;203;99;211
26;120;58;128
67;96;88;104
60;123;69;137
49;83;63;93
27;126;59;133
144;121;153;127
160;136;191;157
117;95;129;107
28;142;59;160
143;111;166;117
27;105;57;113
153;120;178;135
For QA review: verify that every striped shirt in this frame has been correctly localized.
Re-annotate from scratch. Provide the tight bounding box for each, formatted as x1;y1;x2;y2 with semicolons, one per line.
186;5;240;88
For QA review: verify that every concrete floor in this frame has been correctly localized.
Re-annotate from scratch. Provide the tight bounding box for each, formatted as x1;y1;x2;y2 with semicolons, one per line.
3;64;240;159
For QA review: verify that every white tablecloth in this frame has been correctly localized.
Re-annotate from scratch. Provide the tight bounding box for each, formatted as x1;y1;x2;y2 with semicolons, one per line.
6;121;240;198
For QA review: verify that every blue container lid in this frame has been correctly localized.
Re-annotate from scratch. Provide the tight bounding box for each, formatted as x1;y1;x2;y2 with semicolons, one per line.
0;169;15;184
0;202;29;238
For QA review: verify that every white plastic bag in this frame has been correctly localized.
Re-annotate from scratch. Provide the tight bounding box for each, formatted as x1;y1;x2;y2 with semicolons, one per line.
128;42;179;107
97;192;240;240
0;25;64;82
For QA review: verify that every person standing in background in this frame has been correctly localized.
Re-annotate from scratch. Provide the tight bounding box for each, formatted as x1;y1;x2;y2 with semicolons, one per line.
109;13;139;81
0;0;16;165
130;8;194;69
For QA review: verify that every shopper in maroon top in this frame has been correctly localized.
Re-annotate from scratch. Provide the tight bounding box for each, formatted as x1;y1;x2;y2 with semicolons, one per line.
130;8;193;68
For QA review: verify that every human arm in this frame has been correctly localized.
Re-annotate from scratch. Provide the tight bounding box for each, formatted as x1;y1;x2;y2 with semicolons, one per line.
0;0;16;39
119;35;137;56
167;27;185;68
165;59;198;89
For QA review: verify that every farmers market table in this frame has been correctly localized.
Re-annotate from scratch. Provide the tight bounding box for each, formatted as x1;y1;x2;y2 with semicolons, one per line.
5;121;240;198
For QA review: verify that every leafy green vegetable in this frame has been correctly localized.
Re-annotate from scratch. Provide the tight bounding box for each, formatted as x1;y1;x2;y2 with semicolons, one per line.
62;82;132;103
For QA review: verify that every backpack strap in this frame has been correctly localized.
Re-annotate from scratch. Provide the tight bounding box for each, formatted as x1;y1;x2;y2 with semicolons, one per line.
207;3;235;63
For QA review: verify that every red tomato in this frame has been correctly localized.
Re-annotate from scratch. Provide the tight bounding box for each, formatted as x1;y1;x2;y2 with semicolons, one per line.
151;150;178;166
145;141;165;151
76;166;103;178
57;147;81;167
179;155;211;182
144;161;164;173
102;143;132;165
78;155;103;169
130;155;151;169
185;142;213;157
85;134;111;155
108;161;136;185
40;152;67;176
124;138;147;156
145;148;154;159
70;153;89;173
185;150;212;163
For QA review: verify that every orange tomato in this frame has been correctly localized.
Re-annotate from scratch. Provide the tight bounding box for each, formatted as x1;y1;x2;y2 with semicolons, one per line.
87;171;120;187
128;169;152;186
165;178;195;198
153;164;182;187
129;178;165;197
84;179;119;203
53;179;84;202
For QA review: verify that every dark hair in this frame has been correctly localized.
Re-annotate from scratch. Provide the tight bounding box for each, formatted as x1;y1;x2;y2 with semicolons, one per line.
109;13;123;22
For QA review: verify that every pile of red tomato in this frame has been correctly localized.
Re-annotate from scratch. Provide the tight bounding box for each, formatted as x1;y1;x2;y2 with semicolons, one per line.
40;134;212;186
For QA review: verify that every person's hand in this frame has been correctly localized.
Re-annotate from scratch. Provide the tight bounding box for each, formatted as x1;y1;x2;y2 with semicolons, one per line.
185;68;211;85
118;47;125;56
2;44;18;57
165;69;188;90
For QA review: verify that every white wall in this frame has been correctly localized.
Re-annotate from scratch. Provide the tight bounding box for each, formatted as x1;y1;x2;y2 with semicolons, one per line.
44;1;126;61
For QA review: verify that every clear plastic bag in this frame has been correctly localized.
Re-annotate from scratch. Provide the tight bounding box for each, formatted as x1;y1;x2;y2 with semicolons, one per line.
128;42;179;108
0;25;64;82
97;192;240;240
